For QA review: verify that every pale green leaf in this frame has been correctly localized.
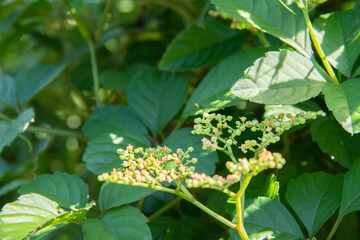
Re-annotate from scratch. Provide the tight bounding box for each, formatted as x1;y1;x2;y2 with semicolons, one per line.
18;172;89;210
0;179;26;197
0;75;17;108
311;117;360;168
15;64;65;105
82;131;150;174
98;182;155;212
231;49;326;105
0;108;34;152
242;197;304;240
163;128;218;175
286;172;343;236
314;9;360;76
83;206;151;240
211;0;312;57
340;158;360;216
159;17;248;70
263;101;321;118
183;47;274;117
83;106;148;139
322;79;360;134
0;193;59;240
127;69;189;134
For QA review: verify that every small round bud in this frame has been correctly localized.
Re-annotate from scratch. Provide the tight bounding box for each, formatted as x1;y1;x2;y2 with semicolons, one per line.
194;118;202;124
227;116;233;121
188;147;194;152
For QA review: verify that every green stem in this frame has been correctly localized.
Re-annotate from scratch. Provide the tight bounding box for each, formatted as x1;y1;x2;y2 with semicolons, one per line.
18;134;33;154
300;6;339;86
254;30;270;47
327;215;343;240
27;126;88;141
148;197;183;222
137;197;146;211
0;112;11;122
63;0;91;41
235;175;252;240
226;144;238;163
95;0;114;43
88;41;102;108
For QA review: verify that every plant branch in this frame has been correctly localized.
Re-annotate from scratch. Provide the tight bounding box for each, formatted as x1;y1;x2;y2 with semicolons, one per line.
148;197;183;222
300;5;339;86
327;215;343;240
235;175;251;240
95;0;114;43
27;126;88;141
88;41;102;108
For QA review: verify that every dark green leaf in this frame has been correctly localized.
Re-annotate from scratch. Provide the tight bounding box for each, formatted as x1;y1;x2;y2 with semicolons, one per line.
82;206;151;240
163;128;218;175
98;182;155;212
211;0;312;57
0;108;34;152
340;158;360;216
159;17;248;70
0;75;17;108
263;101;322;118
286;172;343;236
243;197;304;240
311;116;360;168
0;179;26;197
183;47;274;117
314;9;360;76
82;106;148;139
322;79;360;134
231;49;326;105
127;69;189;134
82;131;150;174
18;172;89;210
15;64;65;105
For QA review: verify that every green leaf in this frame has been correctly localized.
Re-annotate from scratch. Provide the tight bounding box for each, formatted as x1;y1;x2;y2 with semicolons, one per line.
0;179;27;197
263;100;322;118
18;172;89;210
314;9;360;76
82;206;151;240
0;108;34;152
182;47;274;117
127;69;189;134
83;131;150;174
242;197;304;240
98;182;155;212
99;63;151;92
286;172;343;237
211;0;312;57
15;64;65;105
340;158;360;216
159;17;248;70
231;49;326;105
322;79;360;135
0;193;92;240
149;216;214;240
0;75;17;108
0;193;59;240
310;116;360;168
83;106;148;139
163;128;218;175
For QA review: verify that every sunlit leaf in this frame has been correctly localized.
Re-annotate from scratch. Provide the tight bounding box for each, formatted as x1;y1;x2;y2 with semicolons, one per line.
19;172;89;210
340;158;360;216
322;79;360;135
231;50;326;105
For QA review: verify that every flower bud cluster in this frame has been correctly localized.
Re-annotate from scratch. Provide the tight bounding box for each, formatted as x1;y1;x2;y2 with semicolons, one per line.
98;145;196;187
185;171;241;192
192;111;318;155
226;149;286;176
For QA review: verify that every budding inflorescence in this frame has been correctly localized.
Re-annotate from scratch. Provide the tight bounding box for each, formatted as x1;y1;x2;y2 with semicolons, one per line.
192;111;317;156
98;145;197;188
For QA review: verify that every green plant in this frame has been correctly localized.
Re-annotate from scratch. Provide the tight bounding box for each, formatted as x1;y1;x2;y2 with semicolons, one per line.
0;0;360;239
